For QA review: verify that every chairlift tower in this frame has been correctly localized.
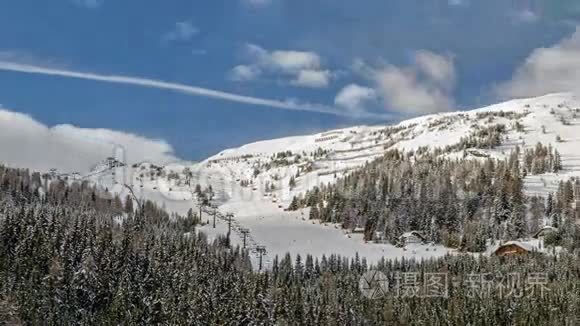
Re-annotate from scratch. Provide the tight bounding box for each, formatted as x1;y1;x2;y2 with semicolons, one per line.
211;204;218;228
106;157;116;169
240;228;250;249
226;213;234;237
256;246;267;271
197;197;204;223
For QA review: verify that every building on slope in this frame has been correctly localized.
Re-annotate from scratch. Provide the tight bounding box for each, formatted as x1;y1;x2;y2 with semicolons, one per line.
533;226;557;240
492;241;541;257
398;231;427;246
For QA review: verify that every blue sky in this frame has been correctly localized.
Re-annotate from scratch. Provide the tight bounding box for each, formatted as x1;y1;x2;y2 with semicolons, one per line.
0;0;578;160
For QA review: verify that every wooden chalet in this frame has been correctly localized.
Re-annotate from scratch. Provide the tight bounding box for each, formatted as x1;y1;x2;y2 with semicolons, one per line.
493;241;536;257
398;231;426;246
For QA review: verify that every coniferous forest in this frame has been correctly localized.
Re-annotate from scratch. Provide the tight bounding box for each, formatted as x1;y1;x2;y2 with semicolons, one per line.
290;144;579;252
1;160;580;325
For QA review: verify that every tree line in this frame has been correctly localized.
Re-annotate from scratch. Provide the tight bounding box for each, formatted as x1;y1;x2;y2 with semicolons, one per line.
289;144;579;252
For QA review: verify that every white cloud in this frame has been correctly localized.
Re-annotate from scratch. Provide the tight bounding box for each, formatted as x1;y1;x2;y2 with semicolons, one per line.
72;0;103;9
244;44;322;73
229;65;261;81
375;66;454;114
230;44;333;88
335;84;377;111
162;21;199;42
497;27;580;99
292;70;331;88
414;50;456;89
269;50;321;73
245;43;270;60
0;108;176;173
370;51;456;114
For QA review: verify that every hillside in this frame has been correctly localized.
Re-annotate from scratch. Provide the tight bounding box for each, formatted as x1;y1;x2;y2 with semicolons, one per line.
27;93;580;268
2;162;579;325
192;93;580;207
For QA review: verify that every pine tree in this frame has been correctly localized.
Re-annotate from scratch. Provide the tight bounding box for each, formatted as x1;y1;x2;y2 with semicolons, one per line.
124;195;134;213
288;197;299;211
309;206;319;220
72;248;99;321
289;176;296;189
553;150;563;172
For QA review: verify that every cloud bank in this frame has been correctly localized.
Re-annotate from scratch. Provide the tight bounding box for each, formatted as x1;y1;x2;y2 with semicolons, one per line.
0;108;177;173
374;51;456;114
230;44;333;88
347;51;456;115
292;70;331;88
497;27;580;99
334;84;377;112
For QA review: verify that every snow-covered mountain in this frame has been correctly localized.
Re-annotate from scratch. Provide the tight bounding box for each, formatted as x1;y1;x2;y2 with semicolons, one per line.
192;92;580;205
16;93;580;268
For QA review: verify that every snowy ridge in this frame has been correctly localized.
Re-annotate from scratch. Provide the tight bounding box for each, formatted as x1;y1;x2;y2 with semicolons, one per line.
200;92;579;204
